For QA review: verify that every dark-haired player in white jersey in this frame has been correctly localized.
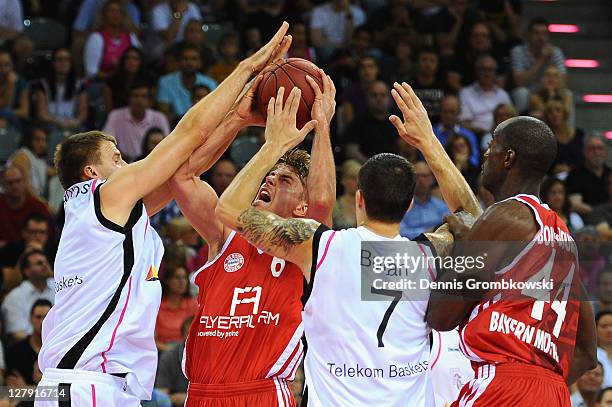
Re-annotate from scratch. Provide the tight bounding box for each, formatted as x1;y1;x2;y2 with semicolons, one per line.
213;83;482;406
35;24;292;406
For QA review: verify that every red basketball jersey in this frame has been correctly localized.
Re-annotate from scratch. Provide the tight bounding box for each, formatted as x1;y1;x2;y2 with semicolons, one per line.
183;231;304;384
459;194;580;378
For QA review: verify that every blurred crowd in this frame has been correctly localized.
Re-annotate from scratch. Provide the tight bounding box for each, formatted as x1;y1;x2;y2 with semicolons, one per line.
0;0;610;405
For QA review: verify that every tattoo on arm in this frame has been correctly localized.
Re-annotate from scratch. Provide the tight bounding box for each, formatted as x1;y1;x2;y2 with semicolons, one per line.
237;207;318;256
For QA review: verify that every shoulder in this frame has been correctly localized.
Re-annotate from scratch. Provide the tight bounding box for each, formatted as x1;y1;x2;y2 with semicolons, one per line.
470;199;537;240
430;196;449;211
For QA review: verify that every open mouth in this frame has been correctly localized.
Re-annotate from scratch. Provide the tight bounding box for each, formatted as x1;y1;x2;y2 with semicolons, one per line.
259;189;272;203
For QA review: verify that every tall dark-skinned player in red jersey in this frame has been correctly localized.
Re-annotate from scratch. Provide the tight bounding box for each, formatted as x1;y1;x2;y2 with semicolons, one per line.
427;116;598;406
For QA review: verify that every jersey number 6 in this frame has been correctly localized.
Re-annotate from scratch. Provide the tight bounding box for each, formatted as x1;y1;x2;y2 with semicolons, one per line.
371;287;402;347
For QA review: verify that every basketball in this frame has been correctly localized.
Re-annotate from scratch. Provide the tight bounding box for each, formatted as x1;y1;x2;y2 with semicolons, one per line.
256;58;324;129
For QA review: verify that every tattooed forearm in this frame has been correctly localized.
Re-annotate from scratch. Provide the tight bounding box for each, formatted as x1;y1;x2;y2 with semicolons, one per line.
237;207;318;256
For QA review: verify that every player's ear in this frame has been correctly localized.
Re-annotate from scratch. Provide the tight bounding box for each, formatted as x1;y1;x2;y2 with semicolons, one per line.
293;201;308;218
83;164;98;180
504;148;517;170
356;190;365;209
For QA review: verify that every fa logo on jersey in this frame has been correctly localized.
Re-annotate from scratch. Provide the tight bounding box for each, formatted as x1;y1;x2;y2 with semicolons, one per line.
230;286;261;315
224;253;245;273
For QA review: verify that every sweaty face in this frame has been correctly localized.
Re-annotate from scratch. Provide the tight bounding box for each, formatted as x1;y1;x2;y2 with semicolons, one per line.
91;141;126;180
252;165;307;218
481;132;507;195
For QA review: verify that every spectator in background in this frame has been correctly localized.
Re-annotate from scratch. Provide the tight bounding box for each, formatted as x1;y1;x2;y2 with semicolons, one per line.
8;126;55;200
566;134;610;215
103;84;170;162
245;0;285;43
137;128;166;162
343;80;398;162
333;159;361;229
152;0;202;52
571;362;604;407
103;47;151;111
191;85;210;105
540;177;584;236
412;47;447;123
327;27;376;83
155;316;192;406
529;66;573;124
400;161;449;239
209;158;237;196
288;21;316;62
157;44;217;122
1;249;54;344
155;264;197;353
435;0;483;58
0;214;50;273
83;0;141;80
480;102;517;152
382;37;413;85
459;55;511;136
173;19;217;73
0;50;29;130
0;167;52;245
476;0;522;54
510;17;566;113
544;100;584;177
444;134;479;191
599;388;612;407
595;271;612;315
587;174;612;241
576;227;606;298
32;49;88;132
5;299;51;386
597;311;612;387
310;0;366;60
0;0;24;42
433;95;480;167
340;56;380;127
369;0;422;51
207;33;240;83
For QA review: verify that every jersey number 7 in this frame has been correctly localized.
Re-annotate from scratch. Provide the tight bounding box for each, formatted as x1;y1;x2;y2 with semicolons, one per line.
371;287;402;347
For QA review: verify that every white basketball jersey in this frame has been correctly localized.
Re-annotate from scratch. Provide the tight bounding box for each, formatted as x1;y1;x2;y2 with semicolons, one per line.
302;226;436;407
430;329;474;407
39;179;164;400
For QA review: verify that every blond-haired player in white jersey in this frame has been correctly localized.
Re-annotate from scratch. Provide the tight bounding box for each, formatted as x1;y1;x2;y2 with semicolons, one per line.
212;82;482;406
35;24;293;406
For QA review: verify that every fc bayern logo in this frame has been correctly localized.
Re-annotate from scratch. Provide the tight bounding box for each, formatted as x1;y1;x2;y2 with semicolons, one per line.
224;253;245;273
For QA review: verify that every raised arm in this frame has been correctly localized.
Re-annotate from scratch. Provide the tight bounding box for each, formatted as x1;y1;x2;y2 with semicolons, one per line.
389;82;482;218
100;22;291;227
216;87;318;275
304;71;337;227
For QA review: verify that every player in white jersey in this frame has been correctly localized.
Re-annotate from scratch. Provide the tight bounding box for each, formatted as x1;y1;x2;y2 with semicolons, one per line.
213;82;482;406
430;329;474;406
36;24;293;406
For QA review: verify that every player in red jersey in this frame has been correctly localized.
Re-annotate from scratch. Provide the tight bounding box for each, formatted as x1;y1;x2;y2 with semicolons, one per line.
427;116;598;406
166;31;336;406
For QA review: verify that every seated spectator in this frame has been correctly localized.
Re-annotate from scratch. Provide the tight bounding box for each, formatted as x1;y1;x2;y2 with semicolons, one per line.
8;126;54;199
0;214;51;275
444;134;479;191
155;264;197;352
0;167;52;245
103;47;152;110
571;362;604;407
137;127;167;161
245;0;285;45
343;81;398;162
327;27;377;84
32;49;88;132
369;0;422;51
103;84;170;162
207;33;240;84
1;249;54;344
566;135;611;215
529;66;573;124
459;55;511;136
544;100;584;177
192;85;210;105
598;311;612;387
434;0;483;57
0;50;29;130
209;158;237;196
540;177;584;236
169;19;216;73
340;56;380;127
587;174;612;241
0;0;24;42
599;387;612;406
575;227;606;296
157;44;217;122
5;299;51;386
155;316;192;406
400;161;449;239
510;18;566;113
594;271;612;315
288;21;317;63
480;102;517;152
433;95;480;166
83;0;141;80
152;0;202;54
333;159;361;229
411;47;448;123
381;37;413;85
309;0;366;60
476;0;522;55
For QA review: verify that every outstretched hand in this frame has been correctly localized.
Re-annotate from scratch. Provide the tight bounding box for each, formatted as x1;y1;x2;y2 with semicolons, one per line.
244;22;292;74
388;82;436;150
264;87;317;152
233;75;266;127
306;68;336;127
